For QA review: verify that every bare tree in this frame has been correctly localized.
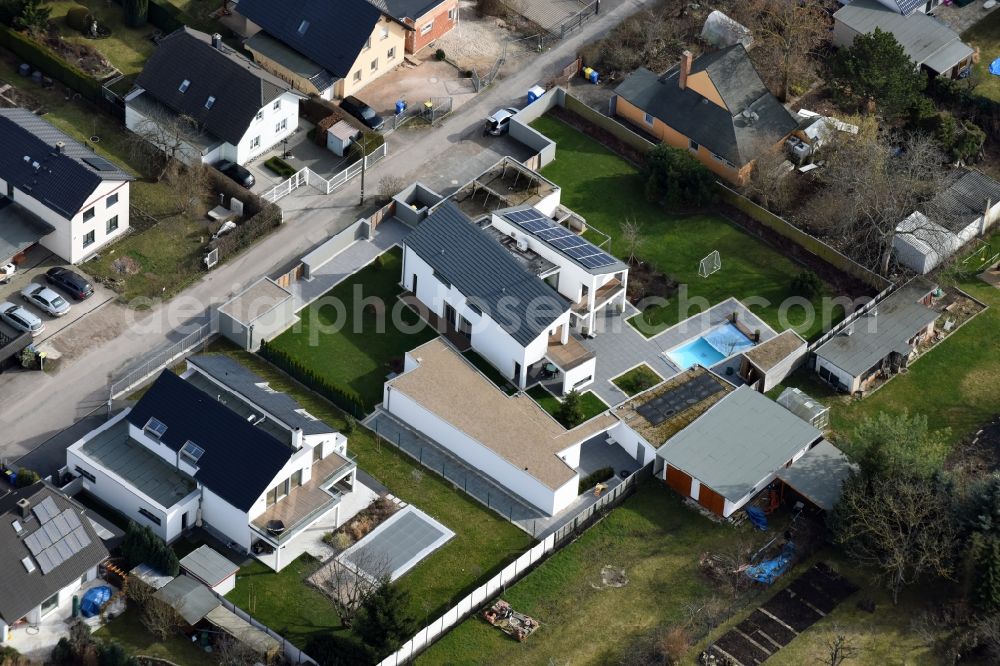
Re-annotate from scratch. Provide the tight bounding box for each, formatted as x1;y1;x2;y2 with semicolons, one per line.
127;107;201;180
164;160;212;216
744;143;795;213
619;217;642;265
215;635;261;666
316;551;391;627
141;596;183;640
821;628;860;666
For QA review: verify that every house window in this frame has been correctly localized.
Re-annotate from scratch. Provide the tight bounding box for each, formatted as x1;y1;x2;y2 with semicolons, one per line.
273;99;281;111
205;96;216;109
297;19;309;35
365;37;372;50
432;270;451;288
275;119;287;133
250;136;260;149
178;79;190;93
711;152;724;162
371;58;378;72
353;70;362;82
380;27;389;40
688;139;699;152
421;21;433;35
256;110;264;121
106;193;118;208
643;112;654;126
82;230;95;248
468;302;482;316
74;466;95;483
291;470;302;488
106;216;118;234
83;207;95;222
40;592;59;616
278;479;289;500
138;508;161;525
387;46;396;60
266;486;277;507
448;7;456;20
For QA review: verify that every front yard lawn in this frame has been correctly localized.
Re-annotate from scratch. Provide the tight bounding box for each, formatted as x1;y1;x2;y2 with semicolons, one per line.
527;385;608;425
532;115;840;340
611;363;662;397
94;610;219;666
208;346;533;644
964;9;1000;103
267;248;439;411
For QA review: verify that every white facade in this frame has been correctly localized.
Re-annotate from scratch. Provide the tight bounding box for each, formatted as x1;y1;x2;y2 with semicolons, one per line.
894;206;1000;274
608;421;658;466
125;89;300;166
0;565;100;647
0;173;129;264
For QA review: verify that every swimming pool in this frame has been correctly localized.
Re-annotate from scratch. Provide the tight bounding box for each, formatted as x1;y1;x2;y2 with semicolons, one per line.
666;323;755;370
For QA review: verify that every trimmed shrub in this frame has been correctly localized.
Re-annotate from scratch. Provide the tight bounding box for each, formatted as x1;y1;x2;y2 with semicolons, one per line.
121;521;179;576
434;48;445;61
13;468;40;488
791;270;823;299
123;0;148;28
0;25;102;100
65;6;90;32
578;466;614;494
264;156;297;178
258;341;367;417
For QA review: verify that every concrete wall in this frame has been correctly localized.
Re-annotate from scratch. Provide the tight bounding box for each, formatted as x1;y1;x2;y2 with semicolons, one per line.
509;88;564;168
759;344;808;393
393;182;443;226
609;421;657;465
201;487;252;551
302;220;366;278
562;357;596;394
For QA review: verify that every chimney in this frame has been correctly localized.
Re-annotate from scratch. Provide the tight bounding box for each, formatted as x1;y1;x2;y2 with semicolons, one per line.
291;427;303;449
211;33;222;49
16;498;31;519
983;198;993;235
55;141;65;154
679;50;693;90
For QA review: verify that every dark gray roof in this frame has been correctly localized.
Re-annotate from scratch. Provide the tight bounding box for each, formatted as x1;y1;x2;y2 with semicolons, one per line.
236;0;381;78
367;0;444;21
0;322;31;365
187;354;335;436
0;108;132;219
614;46;798;167
0;197;55;263
927;169;1000;233
776;440;857;512
657;387;823;503
244;32;338;92
135;27;292;146
153;574;220;625
0;483;109;624
404;201;570;346
127;371;293;512
814;280;939;378
179;544;238;586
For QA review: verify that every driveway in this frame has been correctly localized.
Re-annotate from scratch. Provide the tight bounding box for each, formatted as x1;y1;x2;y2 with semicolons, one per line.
359;54;478;119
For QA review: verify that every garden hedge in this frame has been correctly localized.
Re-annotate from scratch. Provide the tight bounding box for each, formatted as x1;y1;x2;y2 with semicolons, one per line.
108;0;183;32
0;25;103;100
258;341;367;417
264;156;297;178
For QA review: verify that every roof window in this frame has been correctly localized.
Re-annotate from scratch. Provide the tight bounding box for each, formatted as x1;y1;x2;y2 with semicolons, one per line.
179;79;190;93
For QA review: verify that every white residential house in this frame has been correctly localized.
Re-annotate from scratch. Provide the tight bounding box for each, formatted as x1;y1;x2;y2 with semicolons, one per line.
66;356;357;572
125;27;300;167
402;201;606;394
0;108;132;264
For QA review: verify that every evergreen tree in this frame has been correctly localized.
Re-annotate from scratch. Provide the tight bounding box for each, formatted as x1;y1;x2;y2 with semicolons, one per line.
14;0;49;34
643;144;715;207
831;27;925;118
555;390;585;428
353;584;416;654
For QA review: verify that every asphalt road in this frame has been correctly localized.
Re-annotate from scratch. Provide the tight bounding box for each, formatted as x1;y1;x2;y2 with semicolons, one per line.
0;0;651;462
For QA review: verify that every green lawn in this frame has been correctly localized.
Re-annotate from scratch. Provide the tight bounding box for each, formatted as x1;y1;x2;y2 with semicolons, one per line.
463;349;518;395
268;248;439;411
208;347;533;644
48;0;156;75
416;483;767;665
611;363;662;396
964;9;1000;102
527;385;608;425
94;611;219;666
531;116;839;340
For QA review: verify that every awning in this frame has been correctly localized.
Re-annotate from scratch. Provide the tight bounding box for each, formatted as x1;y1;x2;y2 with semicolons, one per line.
775;440;857;512
0;198;54;262
204;606;281;659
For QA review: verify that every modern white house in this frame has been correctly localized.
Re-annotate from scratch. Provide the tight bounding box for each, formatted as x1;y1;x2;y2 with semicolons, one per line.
402;201;602;394
0;482;110;648
125;27;301;167
0;108;132;264
66;356;357;571
384;338;621;516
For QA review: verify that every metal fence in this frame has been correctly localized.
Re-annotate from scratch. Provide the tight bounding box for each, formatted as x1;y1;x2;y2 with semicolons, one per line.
392;97;454;129
472;55;504;92
213;595;317;665
108;322;215;399
558;0;598;38
263;143;390;203
375;465;651;665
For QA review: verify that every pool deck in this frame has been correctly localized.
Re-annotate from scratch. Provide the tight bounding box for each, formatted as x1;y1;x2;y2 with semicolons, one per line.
579;298;777;407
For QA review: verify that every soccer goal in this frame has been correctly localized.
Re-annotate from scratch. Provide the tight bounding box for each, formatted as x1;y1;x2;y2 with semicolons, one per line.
698;250;721;278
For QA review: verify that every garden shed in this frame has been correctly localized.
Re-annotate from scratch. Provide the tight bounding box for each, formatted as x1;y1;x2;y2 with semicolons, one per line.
217;277;297;352
179;545;239;595
326;120;361;157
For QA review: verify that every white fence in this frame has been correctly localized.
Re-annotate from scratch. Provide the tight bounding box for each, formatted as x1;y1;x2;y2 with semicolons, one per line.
108;322;215;398
375;468;649;665
264;143;390;203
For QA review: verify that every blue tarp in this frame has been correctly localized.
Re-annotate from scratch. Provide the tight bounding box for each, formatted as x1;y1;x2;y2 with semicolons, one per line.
80;586;112;618
745;543;796;585
990;58;1000;77
746;507;768;531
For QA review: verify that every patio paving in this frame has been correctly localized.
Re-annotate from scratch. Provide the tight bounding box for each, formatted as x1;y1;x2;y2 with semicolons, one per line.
933;1;998;34
577;432;641;478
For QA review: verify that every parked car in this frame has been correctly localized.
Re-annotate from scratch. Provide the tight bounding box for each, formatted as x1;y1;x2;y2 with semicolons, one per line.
1;263;15;284
45;267;93;300
0;302;44;336
484;108;519;136
215;160;255;188
340;96;385;131
21;284;71;317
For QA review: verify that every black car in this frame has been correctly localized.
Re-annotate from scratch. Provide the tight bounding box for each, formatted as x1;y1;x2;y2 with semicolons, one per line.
340;96;385;131
45;267;94;300
215;160;256;188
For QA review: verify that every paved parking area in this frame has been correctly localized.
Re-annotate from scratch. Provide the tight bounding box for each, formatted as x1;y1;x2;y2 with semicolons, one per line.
247;120;355;197
338;505;454;581
0;246;115;348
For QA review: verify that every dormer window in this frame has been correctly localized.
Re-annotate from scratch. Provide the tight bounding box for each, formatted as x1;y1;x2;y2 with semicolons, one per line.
180;440;205;465
297;20;309;35
144;417;168;440
205;96;216;109
179;79;190;93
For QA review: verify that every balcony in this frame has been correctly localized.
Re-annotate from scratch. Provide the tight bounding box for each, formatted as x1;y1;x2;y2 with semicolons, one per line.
572;278;625;315
546;334;595;372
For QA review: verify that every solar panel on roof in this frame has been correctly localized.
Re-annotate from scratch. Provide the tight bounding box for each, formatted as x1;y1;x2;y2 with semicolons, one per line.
635;373;726;426
82;156;120;172
503;208;619;270
32;496;57;523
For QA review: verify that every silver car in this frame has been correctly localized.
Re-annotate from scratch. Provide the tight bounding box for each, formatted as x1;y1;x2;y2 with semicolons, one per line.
484;107;520;136
21;284;71;317
0;301;45;336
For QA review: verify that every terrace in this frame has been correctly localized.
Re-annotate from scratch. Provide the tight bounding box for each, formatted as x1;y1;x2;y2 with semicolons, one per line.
449;157;559;220
571;277;625;315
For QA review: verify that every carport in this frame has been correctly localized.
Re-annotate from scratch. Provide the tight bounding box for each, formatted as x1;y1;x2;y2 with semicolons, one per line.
204;606;281;662
775;441;856;512
0;198;53;264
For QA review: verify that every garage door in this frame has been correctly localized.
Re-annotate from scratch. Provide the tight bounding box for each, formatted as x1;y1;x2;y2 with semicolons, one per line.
665;465;692;497
697;484;726;516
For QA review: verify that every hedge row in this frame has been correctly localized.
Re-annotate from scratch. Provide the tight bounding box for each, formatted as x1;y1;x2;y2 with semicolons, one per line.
0;25;103;100
258;341;367;417
203;165;283;263
108;0;183;32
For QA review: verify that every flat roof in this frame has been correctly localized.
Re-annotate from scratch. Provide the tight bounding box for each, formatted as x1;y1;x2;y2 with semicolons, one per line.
218;277;293;326
615;366;734;446
0;198;54;263
387;338;617;490
179;545;239;587
776;440;856;511
742;330;806;372
79;419;197;508
657;386;823;502
205;606;281;657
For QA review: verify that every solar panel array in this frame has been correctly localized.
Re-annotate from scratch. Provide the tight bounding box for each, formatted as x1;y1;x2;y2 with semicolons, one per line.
635;373;726;426
24;498;92;575
82;156;120;172
504;209;618;270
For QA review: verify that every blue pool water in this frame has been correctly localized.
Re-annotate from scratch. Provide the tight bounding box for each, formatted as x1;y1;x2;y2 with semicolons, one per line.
666;323;755;370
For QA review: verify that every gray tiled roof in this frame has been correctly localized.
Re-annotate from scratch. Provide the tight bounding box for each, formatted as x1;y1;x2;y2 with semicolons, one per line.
0;483;109;624
0;108;132;219
613;45;798;167
657;387;823;503
814;280;939;378
135;27;291;146
928;169;1000;233
187;354;335;436
404;201;570;346
236;0;381;78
